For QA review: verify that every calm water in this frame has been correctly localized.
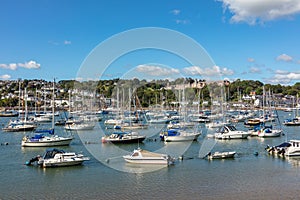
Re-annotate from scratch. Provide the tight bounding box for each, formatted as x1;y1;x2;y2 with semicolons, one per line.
1;111;300;199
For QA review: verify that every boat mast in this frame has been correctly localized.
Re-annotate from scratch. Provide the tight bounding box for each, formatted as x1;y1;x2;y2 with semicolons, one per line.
18;79;21;118
297;94;299;118
52;78;55;129
24;87;28;122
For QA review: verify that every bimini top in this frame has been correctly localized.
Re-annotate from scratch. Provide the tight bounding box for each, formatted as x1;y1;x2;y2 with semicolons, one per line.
43;149;65;159
275;142;292;148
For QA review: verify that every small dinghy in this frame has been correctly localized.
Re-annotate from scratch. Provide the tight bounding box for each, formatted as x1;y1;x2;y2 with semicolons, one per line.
206;151;236;159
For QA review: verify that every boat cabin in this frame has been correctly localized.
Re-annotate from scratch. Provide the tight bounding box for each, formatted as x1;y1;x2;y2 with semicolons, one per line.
217;125;237;133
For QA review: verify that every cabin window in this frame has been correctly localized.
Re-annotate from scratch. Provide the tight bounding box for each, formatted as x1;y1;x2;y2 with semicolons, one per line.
132;152;139;157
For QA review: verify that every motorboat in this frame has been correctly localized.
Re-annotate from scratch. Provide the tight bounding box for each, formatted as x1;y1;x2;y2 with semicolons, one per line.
161;129;201;142
206;151;236;159
26;148;89;168
102;131;146;144
266;140;300;157
244;118;262;127
123;148;174;165
214;125;250;139
21;129;73;147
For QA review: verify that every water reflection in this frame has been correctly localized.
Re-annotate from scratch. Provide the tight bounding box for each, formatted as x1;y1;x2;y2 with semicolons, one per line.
286;157;300;168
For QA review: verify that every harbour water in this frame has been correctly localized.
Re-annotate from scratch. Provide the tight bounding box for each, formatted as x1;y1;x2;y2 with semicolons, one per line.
1;111;300;199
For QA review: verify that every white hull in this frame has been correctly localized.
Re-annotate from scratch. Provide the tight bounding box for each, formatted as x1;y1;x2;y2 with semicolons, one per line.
207;151;236;159
214;125;250;140
164;133;201;142
123;157;169;165
123;149;173;165
266;140;300;157
35;150;90;168
258;129;282;137
286;150;300;157
22;137;72;147
215;132;249;139
65;124;95;130
42;160;85;167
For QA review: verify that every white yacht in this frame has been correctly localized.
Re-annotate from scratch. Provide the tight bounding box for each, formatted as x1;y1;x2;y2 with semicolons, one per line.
123;148;174;165
26;148;89;168
266;140;300;157
214;125;250;139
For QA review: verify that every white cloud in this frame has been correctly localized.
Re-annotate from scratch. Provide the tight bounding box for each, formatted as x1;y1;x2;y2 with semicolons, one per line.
276;53;293;62
170;9;181;15
0;60;41;70
48;40;59;45
0;63;17;70
247;58;255;62
0;74;11;79
219;0;300;24
183;65;234;76
266;70;300;84
175;19;190;24
136;64;180;76
222;67;234;75
49;40;72;45
18;60;41;69
249;67;261;73
275;69;289;75
275;72;300;80
64;40;72;45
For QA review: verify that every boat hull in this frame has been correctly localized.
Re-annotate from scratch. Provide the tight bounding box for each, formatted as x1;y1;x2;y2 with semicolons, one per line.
102;137;146;144
123;156;169;165
215;133;249;139
164;133;201;142
42;160;85;168
123;149;174;165
21;138;73;147
208;151;236;159
258;129;282;137
3;125;36;132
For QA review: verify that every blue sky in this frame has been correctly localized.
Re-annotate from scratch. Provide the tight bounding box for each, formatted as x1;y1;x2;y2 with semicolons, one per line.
1;0;300;85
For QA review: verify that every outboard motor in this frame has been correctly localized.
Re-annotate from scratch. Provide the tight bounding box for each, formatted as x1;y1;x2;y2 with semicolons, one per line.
25;155;40;165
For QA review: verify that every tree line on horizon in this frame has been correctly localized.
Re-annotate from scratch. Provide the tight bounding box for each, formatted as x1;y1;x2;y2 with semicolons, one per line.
1;78;300;108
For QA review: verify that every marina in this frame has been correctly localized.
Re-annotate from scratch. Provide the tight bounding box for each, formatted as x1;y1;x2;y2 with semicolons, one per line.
2;0;300;199
1;110;300;199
